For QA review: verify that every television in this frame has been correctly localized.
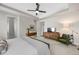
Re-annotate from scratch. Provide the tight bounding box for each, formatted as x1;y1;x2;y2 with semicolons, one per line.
47;28;56;32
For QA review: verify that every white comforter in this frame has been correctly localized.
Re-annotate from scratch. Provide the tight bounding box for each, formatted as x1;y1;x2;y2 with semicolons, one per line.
4;37;50;55
4;38;37;55
23;36;50;55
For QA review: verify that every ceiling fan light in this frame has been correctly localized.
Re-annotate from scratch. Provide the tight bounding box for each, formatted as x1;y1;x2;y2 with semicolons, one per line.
36;11;39;14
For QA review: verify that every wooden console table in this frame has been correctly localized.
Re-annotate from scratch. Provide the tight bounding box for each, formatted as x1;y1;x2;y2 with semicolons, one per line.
26;32;37;36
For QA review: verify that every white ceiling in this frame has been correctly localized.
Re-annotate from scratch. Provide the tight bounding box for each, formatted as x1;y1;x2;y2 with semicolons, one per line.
3;3;68;18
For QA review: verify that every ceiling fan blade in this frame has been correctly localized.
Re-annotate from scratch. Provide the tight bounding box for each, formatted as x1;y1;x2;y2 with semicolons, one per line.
39;10;46;13
27;3;46;15
36;3;39;6
36;3;40;11
27;10;36;11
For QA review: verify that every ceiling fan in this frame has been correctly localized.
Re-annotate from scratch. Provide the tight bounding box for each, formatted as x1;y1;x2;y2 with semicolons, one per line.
27;3;46;15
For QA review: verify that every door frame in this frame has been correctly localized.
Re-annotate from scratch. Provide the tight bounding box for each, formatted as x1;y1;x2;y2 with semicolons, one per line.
40;22;45;36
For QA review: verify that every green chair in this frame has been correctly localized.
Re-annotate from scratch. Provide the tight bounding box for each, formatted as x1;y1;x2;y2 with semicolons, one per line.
59;34;72;45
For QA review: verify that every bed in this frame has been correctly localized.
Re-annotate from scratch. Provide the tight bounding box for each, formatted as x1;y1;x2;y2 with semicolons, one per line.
4;38;37;55
3;36;50;55
23;36;50;55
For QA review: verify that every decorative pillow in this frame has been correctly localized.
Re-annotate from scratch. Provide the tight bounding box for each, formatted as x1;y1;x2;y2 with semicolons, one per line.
0;39;8;54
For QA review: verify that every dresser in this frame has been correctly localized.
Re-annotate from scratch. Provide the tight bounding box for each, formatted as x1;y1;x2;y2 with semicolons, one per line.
43;32;60;40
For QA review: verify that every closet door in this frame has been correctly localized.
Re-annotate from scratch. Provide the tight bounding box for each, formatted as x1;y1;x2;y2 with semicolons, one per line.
7;17;16;39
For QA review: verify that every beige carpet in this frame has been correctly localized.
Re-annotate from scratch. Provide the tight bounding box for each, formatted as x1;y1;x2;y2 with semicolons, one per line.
35;36;79;55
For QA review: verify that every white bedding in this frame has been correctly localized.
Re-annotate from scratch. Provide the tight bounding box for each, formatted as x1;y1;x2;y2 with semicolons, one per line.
4;38;37;55
23;36;50;55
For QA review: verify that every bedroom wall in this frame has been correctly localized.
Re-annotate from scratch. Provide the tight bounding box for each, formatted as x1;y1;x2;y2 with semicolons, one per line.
0;11;19;39
19;15;38;38
0;10;38;39
0;11;7;39
0;4;39;39
39;10;79;45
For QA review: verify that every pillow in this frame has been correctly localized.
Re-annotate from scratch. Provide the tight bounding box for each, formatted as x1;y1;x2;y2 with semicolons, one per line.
0;39;8;54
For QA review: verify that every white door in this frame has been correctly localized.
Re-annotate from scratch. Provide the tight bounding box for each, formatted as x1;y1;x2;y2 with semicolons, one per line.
7;16;16;39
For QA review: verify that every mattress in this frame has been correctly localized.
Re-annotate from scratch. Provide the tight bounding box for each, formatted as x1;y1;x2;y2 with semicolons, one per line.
4;38;37;55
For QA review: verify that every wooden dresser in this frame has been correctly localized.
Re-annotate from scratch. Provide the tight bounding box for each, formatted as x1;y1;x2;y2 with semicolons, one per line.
43;32;60;40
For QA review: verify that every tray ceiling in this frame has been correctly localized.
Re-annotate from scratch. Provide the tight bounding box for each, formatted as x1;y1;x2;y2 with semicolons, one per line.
2;3;68;18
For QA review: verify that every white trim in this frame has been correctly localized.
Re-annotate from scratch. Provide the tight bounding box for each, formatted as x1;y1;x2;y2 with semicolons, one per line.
17;16;20;38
